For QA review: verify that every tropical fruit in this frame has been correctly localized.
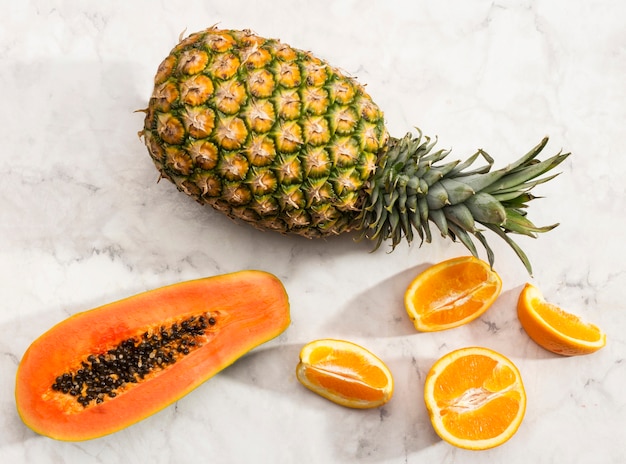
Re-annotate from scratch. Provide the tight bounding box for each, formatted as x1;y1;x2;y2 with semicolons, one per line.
517;283;606;355
295;339;393;409
424;346;526;450
404;256;502;331
15;271;290;441
140;27;570;274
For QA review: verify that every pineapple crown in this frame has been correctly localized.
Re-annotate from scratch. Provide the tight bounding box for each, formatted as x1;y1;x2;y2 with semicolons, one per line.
358;131;570;275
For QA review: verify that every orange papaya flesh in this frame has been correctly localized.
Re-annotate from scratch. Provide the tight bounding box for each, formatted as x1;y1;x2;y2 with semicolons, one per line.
15;270;290;441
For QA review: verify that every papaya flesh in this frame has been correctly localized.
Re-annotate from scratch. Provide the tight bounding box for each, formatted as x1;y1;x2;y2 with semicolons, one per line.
15;270;290;441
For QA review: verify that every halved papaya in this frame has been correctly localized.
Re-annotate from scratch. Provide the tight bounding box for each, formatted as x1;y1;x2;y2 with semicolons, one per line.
15;270;290;441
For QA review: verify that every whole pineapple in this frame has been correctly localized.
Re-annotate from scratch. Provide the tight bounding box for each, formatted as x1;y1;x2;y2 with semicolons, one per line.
140;27;569;274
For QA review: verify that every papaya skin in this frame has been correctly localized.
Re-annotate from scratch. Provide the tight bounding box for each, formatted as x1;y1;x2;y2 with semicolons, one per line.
15;270;290;441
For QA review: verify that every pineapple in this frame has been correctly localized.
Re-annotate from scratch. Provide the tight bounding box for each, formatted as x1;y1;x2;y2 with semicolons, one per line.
140;27;569;274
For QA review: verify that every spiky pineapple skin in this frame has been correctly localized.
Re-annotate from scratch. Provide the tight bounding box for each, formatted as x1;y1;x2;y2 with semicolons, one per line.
142;27;389;237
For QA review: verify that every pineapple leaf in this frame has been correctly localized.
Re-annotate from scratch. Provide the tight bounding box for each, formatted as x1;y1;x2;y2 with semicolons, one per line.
429;209;449;237
448;223;480;262
440;178;476;204
426;182;450;210
503;210;539;237
474;230;496;269
359;132;569;274
484;224;534;276
450;149;494;177
465;192;507;225
483;152;569;194
444;204;477;233
491;191;536;203
503;137;550;171
504;210;559;236
489;172;561;196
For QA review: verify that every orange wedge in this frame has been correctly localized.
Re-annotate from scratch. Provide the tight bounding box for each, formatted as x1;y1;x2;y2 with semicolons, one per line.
424;347;526;450
404;256;502;331
295;339;394;409
517;283;606;356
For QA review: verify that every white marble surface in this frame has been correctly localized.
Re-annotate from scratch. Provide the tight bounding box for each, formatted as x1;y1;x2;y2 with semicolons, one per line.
2;0;625;462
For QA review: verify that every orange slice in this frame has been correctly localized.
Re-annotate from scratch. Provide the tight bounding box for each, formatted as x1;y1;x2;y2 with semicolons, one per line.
295;339;394;409
517;283;606;356
404;256;502;331
424;346;526;450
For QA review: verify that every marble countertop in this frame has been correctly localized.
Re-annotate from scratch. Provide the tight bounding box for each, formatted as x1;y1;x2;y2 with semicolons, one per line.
2;1;625;462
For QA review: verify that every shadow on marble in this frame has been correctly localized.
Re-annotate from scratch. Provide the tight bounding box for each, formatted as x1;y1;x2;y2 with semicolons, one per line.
318;352;445;461
319;262;434;338
222;342;445;460
220;341;301;393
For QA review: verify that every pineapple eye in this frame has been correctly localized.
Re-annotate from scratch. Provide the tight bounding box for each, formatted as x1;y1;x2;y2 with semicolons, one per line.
210;53;241;80
284;209;311;228
204;32;236;52
302;87;329;115
310;202;340;228
164;147;193;175
156;114;185;145
214;116;248;150
192;172;222;198
252;195;279;216
359;151;378;179
331;167;361;195
275;61;301;88
271;42;298;62
330;137;360;167
221;184;252;206
214;80;247;115
177;49;209;75
274;121;303;153
241;47;272;69
330;107;358;135
144;132;165;162
239;30;266;48
302;58;328;86
151;82;179;112
218;152;250;181
247;167;277;196
245;135;277;167
154;55;177;84
274;90;301;120
356;95;382;123
330;79;356;105
247;69;276;98
278;184;306;210
179;74;214;106
244;99;276;134
305;177;334;206
358;123;384;153
275;154;303;185
187;140;219;171
181;107;215;139
302;147;332;178
303;116;331;147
